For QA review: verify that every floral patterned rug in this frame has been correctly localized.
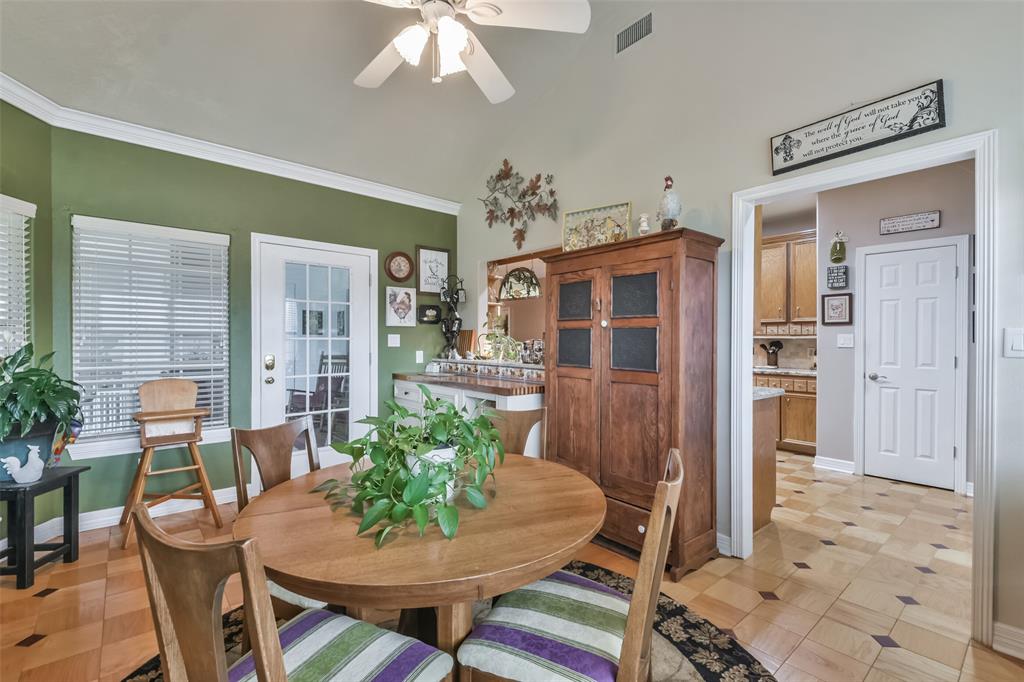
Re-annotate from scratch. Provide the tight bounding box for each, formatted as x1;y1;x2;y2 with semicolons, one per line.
124;560;773;681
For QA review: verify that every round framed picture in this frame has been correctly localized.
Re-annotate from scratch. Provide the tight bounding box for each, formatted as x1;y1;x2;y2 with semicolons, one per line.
384;251;414;282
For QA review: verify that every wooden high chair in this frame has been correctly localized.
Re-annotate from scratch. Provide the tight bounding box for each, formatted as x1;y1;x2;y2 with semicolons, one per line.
119;378;223;548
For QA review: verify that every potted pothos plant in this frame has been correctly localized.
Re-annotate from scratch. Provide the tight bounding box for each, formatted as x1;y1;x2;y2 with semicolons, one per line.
314;385;504;547
0;343;83;482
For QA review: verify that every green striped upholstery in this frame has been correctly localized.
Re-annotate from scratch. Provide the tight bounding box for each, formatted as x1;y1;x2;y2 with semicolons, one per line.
457;571;631;682
229;608;452;682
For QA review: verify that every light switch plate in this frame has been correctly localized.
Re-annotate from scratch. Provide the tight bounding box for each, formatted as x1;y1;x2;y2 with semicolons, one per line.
387;334;401;348
836;333;854;348
1004;328;1024;358
415;350;424;363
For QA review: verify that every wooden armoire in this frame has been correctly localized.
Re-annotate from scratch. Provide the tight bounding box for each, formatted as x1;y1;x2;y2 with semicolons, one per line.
542;229;723;579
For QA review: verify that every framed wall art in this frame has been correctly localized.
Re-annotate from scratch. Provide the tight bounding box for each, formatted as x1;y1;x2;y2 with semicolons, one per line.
821;293;853;325
416;245;450;294
384;251;414;282
417;304;442;324
385;286;416;327
562;202;632;252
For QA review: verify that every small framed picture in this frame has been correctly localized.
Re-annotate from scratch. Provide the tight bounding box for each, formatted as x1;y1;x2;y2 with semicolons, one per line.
302;309;324;335
385;286;416;327
417;304;442;324
821;293;853;325
416;245;450;294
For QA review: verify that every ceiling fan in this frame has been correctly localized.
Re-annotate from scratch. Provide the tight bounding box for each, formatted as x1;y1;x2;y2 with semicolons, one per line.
354;0;591;103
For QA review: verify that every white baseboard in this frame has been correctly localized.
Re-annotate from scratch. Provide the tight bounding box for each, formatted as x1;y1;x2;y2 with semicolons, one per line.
717;532;732;556
965;482;975;497
812;456;856;475
0;486;237;551
993;622;1024;661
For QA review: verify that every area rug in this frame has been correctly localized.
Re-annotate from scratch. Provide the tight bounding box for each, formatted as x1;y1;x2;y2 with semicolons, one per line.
124;560;774;681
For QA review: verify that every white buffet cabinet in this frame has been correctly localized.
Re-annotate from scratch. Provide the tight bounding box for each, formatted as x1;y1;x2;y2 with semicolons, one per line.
393;379;544;457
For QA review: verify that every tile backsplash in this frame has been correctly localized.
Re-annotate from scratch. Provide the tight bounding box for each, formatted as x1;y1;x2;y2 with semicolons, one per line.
754;337;817;369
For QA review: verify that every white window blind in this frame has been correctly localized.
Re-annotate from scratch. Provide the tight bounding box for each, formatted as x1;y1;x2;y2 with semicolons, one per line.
0;195;35;356
72;215;230;441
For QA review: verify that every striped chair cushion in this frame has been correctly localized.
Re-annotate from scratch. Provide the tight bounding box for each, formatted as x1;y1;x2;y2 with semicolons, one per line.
457;570;631;682
229;608;452;682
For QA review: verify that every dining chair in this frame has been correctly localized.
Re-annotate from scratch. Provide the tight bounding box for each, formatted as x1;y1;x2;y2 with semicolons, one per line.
491;408;545;457
457;448;684;682
132;502;453;682
120;378;223;549
230;416;326;612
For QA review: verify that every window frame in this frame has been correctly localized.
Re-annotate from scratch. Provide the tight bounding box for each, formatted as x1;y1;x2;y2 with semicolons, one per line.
67;215;231;459
0;194;36;356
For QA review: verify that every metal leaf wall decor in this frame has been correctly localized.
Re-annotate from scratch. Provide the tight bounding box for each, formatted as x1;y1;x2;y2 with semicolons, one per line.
479;159;559;249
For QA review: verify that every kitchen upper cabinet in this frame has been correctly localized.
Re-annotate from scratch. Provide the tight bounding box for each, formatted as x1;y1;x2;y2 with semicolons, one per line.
759;242;789;324
789;238;818;322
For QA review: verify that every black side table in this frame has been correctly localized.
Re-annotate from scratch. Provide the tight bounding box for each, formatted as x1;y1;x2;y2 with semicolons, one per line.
1;466;90;589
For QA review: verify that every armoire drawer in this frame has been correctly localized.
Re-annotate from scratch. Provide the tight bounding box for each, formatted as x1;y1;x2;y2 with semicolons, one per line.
600;496;651;552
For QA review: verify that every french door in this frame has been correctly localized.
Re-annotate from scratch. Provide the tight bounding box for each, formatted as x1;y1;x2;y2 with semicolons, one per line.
254;236;375;472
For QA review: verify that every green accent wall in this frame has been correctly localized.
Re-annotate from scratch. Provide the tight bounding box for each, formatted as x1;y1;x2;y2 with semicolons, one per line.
1;101;456;527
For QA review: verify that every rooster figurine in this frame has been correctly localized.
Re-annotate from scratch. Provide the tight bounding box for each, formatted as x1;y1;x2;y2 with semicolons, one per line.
2;445;45;484
657;176;682;230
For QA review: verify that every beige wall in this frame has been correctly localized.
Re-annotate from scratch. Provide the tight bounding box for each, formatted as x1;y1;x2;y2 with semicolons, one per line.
815;161;975;477
455;2;1024;627
506;286;547;341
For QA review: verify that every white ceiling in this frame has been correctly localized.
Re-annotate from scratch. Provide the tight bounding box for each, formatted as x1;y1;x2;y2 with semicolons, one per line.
0;0;605;202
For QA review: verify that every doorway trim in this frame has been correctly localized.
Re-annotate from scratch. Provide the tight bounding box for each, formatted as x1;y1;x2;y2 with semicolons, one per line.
852;235;970;494
249;231;380;434
730;130;997;644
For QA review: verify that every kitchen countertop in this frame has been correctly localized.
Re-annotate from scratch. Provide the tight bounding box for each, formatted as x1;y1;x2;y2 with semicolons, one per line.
753;366;817;377
393;372;545;397
753;387;786;401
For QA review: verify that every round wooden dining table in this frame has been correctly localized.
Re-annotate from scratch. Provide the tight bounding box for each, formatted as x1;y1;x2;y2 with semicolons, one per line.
232;454;606;677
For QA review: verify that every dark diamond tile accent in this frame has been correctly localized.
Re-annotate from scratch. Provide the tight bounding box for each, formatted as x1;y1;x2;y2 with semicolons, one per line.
813;479;823;483
774;503;784;508
16;634;45;647
943;524;959;529
32;587;57;598
777;460;785;463
821;539;837;546
842;521;857;526
861;505;874;510
897;595;920;605
915;566;936;574
759;591;780;600
877;493;890;497
872;635;900;648
953;508;967;513
794;490;805;494
930;543;949;549
793;562;811;569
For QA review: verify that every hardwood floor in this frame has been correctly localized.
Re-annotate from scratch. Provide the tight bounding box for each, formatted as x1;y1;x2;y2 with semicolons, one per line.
3;452;1022;681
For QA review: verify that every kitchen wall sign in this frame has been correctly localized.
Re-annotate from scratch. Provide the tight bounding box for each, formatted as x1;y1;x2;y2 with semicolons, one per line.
770;80;945;175
880;210;941;235
826;265;849;290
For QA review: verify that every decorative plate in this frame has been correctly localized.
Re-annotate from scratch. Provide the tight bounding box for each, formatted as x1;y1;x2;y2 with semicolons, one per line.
384;251;414;282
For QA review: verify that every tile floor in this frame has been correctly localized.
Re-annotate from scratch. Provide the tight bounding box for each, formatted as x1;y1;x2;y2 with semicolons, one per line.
2;452;1022;681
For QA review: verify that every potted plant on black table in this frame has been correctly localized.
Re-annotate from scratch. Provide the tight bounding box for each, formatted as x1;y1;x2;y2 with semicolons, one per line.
0;344;83;484
314;385;504;547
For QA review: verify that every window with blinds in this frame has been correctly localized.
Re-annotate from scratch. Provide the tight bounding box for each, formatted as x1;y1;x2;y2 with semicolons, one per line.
0;196;35;356
71;216;230;441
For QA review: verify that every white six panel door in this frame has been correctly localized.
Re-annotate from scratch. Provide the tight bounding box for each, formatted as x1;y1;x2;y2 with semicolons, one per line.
863;244;958;489
257;241;372;474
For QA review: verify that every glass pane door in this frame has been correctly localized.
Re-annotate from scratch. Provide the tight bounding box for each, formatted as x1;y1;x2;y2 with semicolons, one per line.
283;262;351;447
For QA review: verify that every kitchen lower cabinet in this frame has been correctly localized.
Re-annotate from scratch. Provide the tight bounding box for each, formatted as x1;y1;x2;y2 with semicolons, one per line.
754;373;816;455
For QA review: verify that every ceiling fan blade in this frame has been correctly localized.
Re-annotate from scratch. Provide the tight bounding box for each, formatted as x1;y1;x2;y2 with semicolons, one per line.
354;42;405;88
362;0;420;8
463;0;591;33
463;31;515;104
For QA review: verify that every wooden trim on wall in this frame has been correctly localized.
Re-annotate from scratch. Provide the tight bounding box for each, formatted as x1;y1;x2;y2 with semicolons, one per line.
487;245;563;268
761;228;816;245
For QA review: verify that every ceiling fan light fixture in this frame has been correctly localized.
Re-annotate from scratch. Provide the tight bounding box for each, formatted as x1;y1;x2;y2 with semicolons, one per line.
392;24;429;66
436;15;469;76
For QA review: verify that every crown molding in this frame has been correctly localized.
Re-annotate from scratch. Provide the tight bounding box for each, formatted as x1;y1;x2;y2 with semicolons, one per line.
0;72;462;216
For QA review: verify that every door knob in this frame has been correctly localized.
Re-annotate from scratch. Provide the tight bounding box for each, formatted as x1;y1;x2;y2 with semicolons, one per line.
264;354;276;370
867;372;887;381
264;376;275;384
637;524;646;534
600;320;609;328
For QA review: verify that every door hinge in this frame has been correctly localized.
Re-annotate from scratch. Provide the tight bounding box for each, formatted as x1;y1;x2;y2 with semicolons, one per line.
954;355;959;369
955;266;959;279
669;279;675;291
369;352;373;366
953;446;958;459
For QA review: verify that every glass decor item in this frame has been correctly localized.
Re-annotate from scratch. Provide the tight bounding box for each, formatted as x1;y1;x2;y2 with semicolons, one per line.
498;266;541;300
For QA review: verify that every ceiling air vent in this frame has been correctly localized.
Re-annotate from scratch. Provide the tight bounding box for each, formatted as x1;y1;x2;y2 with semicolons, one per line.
617;12;652;54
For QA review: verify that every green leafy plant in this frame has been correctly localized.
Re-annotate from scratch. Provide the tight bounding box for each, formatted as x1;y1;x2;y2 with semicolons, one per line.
0;343;83;441
313;385;504;547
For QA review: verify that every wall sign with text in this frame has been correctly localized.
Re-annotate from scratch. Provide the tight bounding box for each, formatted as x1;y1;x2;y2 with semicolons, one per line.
880;210;941;235
770;80;945;175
